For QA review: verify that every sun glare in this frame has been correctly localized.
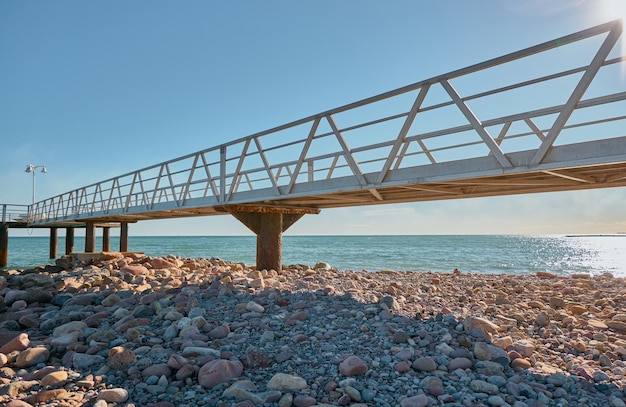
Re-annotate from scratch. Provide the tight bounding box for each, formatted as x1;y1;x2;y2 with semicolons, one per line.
605;0;626;23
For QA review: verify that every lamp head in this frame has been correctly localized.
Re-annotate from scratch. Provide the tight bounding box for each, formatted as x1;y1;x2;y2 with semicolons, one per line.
41;166;47;173
25;164;34;173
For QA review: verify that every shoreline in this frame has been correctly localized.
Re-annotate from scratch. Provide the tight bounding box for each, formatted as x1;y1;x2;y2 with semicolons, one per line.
5;233;626;277
0;252;625;406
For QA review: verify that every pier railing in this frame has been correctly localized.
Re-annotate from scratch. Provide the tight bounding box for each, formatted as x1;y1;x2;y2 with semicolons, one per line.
1;204;30;224
27;20;626;225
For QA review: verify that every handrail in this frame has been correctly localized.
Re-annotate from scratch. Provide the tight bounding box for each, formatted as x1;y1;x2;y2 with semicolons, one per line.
27;20;625;225
1;204;30;223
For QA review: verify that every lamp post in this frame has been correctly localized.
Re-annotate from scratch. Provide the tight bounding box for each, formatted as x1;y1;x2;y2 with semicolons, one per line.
25;164;47;204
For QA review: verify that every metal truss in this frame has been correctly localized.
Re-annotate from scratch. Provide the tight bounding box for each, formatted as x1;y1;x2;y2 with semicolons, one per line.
27;20;626;225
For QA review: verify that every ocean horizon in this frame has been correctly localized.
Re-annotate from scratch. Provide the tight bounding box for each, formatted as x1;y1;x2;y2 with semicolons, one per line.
3;234;626;277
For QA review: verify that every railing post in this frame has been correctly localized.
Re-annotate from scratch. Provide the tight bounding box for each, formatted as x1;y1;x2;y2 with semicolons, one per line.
220;146;226;203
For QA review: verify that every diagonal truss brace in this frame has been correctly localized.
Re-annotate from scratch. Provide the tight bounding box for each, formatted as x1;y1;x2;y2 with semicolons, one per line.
254;137;280;196
440;79;513;168
376;85;430;184
287;117;320;193
531;23;623;165
326;115;367;185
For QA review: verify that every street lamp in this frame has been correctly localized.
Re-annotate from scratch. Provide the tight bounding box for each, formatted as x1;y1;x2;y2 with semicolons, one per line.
25;164;47;204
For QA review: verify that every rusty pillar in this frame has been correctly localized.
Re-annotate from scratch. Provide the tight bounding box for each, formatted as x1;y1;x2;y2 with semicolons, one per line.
65;227;74;255
119;222;129;252
102;227;110;252
221;205;319;272
49;227;58;259
0;223;8;267
85;222;96;253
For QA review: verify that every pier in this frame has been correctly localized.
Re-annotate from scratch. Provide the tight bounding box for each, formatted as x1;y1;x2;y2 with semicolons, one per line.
0;204;127;268
3;21;626;270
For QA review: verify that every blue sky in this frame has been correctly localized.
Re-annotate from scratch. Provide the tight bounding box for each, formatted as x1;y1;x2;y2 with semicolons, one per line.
2;0;626;236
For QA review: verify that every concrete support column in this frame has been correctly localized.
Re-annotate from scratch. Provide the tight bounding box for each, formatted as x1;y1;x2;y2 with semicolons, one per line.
85;222;96;253
120;222;129;252
65;228;75;255
102;227;110;252
222;205;319;272
256;212;283;272
49;227;58;259
0;224;8;267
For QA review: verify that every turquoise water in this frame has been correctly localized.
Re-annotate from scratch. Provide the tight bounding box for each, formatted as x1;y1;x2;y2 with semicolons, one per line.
3;235;626;277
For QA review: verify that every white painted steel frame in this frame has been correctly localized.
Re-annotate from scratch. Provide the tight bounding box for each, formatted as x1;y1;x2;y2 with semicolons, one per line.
1;204;30;223
27;20;626;225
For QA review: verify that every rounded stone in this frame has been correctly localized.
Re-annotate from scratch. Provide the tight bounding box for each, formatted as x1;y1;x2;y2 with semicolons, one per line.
28;389;68;404
292;395;316;407
448;357;472;370
400;394;429;407
101;293;122;307
72;353;105;370
0;333;30;354
198;359;243;388
267;373;307;391
141;363;172;378
339;355;368;376
511;358;532;370
420;376;444;396
98;388;129;402
40;370;68;387
15;347;50;368
53;321;87;337
412;356;437;371
108;346;137;370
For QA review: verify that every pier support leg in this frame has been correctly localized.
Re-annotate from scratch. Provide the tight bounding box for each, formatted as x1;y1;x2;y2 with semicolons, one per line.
49;227;58;259
102;227;110;252
85;222;96;253
65;228;74;255
120;222;129;252
220;206;320;272
0;224;8;267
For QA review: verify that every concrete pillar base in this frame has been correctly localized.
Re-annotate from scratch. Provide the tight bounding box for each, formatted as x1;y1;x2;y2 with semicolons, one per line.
220;205;319;272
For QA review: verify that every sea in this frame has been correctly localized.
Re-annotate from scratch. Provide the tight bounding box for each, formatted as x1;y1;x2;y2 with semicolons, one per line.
3;235;626;277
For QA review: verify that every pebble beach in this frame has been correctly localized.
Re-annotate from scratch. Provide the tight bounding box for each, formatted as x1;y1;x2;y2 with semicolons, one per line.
0;252;625;407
